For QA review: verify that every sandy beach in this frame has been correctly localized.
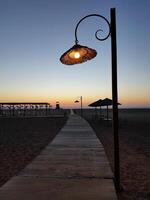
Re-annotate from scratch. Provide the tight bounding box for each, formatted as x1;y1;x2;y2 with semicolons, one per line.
83;108;150;200
0;116;67;187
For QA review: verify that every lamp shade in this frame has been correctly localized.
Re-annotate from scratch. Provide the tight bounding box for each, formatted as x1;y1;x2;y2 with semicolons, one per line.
60;44;97;65
74;100;79;103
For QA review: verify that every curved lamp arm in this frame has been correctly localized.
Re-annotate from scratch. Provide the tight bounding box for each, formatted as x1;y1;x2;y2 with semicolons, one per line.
75;14;111;44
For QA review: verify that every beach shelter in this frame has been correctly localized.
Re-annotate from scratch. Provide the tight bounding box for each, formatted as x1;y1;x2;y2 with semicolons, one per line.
89;98;121;120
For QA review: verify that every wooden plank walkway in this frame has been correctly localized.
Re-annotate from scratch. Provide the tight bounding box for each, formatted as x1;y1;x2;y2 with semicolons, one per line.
0;111;117;200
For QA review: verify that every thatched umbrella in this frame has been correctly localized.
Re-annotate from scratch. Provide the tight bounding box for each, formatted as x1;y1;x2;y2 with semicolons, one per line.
89;98;121;120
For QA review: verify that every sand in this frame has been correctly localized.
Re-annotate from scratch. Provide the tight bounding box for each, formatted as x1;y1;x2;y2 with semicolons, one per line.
0;116;67;187
83;108;150;200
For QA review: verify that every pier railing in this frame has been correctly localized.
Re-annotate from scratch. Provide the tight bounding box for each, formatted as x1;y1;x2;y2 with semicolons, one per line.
0;102;66;117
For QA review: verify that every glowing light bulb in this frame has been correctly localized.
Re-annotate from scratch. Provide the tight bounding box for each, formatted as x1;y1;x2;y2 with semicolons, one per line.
74;52;80;59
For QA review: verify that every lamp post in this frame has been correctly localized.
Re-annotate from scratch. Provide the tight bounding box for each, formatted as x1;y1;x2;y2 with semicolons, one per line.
74;96;83;117
60;8;120;191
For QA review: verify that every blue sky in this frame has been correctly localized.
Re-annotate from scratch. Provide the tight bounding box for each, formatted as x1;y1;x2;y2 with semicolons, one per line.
0;0;150;108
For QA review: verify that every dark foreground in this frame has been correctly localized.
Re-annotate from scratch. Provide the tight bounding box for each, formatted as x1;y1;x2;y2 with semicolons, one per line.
0;109;150;200
0;116;67;187
82;108;150;200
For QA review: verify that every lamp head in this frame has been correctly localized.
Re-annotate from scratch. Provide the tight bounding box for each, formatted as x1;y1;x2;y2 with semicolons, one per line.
74;100;79;103
60;44;97;65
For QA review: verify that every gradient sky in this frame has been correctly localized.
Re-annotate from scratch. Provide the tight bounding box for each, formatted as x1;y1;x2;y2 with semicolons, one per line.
0;0;150;108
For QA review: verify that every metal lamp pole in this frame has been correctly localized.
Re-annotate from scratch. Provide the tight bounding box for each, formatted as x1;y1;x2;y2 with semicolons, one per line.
60;8;120;191
75;96;83;117
110;8;120;192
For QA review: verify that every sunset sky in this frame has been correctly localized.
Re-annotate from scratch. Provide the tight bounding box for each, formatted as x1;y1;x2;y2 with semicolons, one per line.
0;0;150;108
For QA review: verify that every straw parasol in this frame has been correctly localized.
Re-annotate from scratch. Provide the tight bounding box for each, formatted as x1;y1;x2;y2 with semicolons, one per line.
89;98;121;120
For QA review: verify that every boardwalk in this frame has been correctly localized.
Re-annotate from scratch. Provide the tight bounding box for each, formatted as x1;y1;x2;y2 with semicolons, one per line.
0;112;117;200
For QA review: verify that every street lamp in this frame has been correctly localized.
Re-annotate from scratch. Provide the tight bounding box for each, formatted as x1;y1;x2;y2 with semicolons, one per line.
60;8;120;191
74;96;83;117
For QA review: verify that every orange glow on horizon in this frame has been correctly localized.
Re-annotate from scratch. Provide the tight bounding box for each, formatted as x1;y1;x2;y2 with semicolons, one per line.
0;93;149;108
